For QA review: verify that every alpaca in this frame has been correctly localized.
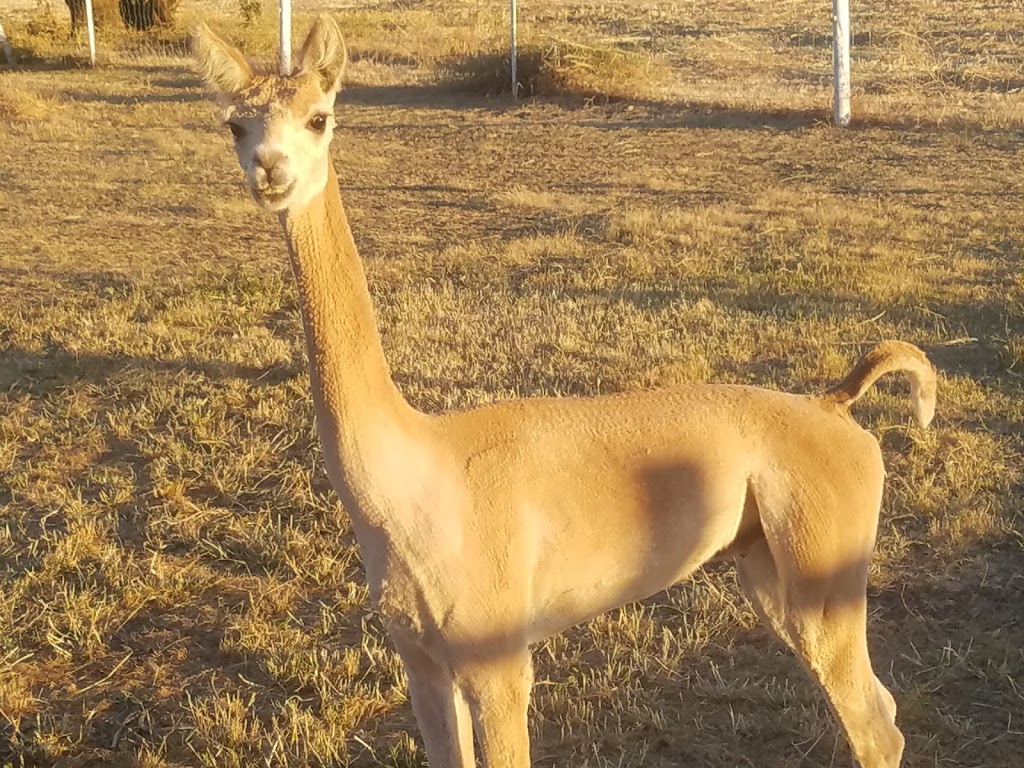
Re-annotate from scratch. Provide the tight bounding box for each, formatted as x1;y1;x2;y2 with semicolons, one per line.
192;17;933;767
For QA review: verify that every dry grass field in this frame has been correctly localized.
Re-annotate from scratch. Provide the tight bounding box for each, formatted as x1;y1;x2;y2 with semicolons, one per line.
1;0;1022;766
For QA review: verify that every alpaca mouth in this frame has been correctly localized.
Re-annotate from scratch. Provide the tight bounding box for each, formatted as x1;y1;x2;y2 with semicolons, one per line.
252;180;296;208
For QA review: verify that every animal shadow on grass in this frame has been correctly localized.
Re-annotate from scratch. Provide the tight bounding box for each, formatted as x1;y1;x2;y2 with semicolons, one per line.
866;534;1024;766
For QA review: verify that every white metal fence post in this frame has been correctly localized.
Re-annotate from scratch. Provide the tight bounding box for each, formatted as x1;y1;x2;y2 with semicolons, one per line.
84;0;96;66
510;0;518;98
832;0;851;126
0;18;14;64
279;0;292;75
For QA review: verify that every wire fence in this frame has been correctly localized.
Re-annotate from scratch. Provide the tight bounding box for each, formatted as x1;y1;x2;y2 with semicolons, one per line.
30;0;847;114
3;0;1017;127
0;0;463;68
0;1;281;67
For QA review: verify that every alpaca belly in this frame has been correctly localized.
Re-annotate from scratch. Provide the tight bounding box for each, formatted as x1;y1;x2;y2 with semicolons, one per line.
527;471;749;642
528;539;723;643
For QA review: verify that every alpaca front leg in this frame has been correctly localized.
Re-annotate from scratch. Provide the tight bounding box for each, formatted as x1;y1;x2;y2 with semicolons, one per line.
396;641;476;767
462;651;533;768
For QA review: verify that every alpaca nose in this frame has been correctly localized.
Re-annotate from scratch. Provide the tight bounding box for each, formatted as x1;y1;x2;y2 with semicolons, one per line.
253;148;288;188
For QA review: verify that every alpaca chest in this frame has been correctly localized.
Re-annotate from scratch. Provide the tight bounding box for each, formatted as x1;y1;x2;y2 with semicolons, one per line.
374;552;460;657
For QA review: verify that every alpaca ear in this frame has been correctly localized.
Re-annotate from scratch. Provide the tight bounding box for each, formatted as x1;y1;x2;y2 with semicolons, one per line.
297;15;347;93
191;22;253;95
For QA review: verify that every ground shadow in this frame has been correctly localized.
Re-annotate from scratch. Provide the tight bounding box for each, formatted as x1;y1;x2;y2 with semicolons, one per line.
22;60;1006;135
341;81;506;113
341;80;1013;135
343;79;832;132
0;345;301;397
64;88;208;104
2;51;94;72
1;315;1020;765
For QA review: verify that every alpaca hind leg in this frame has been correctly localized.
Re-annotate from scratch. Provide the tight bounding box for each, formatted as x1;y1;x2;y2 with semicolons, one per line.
737;534;903;768
876;675;898;723
736;534;799;650
793;590;905;768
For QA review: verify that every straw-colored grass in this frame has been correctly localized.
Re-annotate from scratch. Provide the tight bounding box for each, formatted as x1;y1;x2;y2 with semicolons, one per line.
443;37;672;99
0;0;1021;766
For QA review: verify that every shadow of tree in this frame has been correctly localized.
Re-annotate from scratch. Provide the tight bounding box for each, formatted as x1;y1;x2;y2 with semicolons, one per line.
0;345;302;397
62;88;209;105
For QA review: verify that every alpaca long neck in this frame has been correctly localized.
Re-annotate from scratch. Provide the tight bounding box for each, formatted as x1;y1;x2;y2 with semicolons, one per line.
281;163;419;508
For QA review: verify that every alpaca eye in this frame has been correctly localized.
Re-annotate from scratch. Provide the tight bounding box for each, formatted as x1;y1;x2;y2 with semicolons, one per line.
308;114;328;133
228;122;245;140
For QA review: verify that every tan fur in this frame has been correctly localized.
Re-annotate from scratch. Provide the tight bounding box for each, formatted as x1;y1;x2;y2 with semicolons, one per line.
823;340;937;428
194;17;937;768
191;22;253;95
294;18;348;90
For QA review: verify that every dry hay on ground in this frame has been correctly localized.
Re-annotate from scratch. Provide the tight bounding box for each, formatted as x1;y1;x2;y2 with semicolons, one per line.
0;1;1021;766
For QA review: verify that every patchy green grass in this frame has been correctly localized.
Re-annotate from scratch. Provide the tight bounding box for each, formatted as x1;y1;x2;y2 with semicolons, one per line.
0;0;1022;766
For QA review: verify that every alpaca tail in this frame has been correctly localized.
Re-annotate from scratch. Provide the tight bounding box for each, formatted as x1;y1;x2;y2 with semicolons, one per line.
821;341;937;428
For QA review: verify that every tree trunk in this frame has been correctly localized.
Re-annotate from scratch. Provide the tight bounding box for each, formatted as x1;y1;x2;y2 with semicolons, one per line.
65;0;121;32
64;0;178;32
119;0;179;31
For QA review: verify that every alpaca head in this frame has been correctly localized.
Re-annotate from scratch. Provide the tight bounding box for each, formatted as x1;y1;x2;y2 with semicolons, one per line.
192;16;347;213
